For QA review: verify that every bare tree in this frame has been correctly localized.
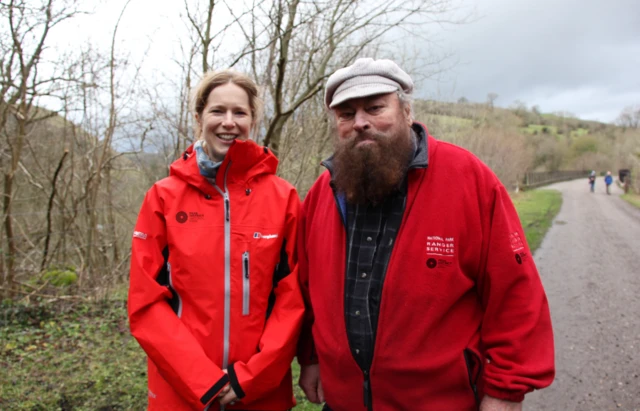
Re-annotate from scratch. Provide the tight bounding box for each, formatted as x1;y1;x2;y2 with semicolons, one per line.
0;0;82;299
616;105;640;129
245;0;466;157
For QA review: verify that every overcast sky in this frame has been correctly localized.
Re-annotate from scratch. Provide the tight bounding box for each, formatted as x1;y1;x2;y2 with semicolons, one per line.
52;0;640;124
427;0;640;122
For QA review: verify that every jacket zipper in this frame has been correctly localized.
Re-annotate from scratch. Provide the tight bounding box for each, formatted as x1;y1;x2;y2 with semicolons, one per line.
331;190;375;411
213;162;232;372
242;251;250;315
363;369;372;411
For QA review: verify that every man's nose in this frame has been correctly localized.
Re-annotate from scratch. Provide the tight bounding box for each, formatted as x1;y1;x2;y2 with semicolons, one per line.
353;111;370;132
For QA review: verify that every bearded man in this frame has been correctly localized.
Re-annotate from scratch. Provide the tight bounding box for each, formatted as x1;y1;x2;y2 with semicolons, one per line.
296;58;555;411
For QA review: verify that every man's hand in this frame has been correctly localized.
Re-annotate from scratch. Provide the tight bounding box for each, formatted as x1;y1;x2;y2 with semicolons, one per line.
298;364;324;404
480;395;522;411
218;384;238;406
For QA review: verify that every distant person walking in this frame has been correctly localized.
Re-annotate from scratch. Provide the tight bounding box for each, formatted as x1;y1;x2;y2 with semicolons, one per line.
604;171;613;195
588;170;596;193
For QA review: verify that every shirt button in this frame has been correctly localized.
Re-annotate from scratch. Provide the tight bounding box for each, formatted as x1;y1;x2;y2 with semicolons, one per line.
355;310;360;316
361;272;367;278
366;236;373;242
355;349;360;354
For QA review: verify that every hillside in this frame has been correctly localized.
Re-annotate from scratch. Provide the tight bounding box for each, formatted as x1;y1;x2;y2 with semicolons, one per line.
410;99;639;191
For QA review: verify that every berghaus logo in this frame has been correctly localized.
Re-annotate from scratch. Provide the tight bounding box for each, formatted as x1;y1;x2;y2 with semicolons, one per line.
253;232;278;239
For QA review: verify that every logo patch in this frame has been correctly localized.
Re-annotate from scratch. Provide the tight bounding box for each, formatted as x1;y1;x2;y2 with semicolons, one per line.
509;232;525;252
254;232;278;239
132;231;147;240
426;257;454;269
188;211;205;222
176;211;205;223
425;235;455;256
176;211;188;223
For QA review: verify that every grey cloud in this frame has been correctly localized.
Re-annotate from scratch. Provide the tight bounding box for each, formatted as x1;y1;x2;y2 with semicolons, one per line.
416;0;640;122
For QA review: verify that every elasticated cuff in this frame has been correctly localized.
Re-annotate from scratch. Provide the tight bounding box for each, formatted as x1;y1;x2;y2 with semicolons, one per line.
227;363;247;399
200;373;230;405
482;384;526;403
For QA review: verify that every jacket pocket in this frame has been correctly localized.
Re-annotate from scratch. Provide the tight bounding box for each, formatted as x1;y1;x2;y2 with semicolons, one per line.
463;348;482;409
242;250;250;316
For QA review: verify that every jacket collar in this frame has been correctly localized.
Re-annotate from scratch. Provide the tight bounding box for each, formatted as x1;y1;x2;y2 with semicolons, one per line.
170;139;278;193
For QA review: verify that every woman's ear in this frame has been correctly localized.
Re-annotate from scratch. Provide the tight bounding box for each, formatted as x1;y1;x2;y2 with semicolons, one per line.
195;113;202;127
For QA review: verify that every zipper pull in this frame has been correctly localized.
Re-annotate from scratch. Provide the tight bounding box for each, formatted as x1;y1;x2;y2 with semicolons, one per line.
224;193;230;222
363;370;370;409
243;252;249;278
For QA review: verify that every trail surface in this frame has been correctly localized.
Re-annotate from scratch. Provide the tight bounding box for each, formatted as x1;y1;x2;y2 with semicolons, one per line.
525;179;640;411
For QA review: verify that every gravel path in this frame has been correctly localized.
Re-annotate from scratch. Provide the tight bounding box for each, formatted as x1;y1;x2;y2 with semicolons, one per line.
525;179;640;411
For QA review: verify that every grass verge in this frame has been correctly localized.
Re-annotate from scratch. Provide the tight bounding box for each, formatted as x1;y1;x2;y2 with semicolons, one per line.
1;190;561;410
511;189;563;252
621;193;640;210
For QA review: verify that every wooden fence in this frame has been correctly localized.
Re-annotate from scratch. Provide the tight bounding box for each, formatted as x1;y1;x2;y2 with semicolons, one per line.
521;170;590;190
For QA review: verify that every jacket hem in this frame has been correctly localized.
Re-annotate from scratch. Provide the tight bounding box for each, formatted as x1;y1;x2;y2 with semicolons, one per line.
482;384;526;403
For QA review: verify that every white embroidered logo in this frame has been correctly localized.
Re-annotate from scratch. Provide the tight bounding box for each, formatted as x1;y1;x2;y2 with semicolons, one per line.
254;232;278;239
133;231;148;240
425;235;455;256
148;389;157;399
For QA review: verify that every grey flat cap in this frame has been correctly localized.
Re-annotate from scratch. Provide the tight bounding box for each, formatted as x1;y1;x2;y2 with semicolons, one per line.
325;58;414;109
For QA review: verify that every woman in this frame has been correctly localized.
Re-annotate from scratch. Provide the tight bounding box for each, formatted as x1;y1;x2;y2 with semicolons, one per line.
128;70;304;411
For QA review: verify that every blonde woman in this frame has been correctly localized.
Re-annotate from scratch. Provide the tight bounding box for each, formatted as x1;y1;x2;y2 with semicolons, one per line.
129;70;303;411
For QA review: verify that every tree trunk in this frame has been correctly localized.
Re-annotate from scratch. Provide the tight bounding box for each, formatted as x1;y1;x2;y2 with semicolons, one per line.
3;173;16;299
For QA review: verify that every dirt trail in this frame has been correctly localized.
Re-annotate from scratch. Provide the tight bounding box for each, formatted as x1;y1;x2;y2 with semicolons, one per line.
525;179;640;411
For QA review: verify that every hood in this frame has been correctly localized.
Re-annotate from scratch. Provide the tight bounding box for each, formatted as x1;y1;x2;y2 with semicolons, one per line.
170;139;279;193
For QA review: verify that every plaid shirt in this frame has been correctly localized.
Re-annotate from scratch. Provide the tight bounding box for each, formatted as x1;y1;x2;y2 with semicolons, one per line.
345;190;406;371
322;126;427;375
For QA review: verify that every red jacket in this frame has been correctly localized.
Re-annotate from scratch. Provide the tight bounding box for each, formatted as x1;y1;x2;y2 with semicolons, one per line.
129;140;304;410
298;129;555;410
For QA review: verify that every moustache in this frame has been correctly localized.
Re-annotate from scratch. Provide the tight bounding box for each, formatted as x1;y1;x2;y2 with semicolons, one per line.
347;131;383;147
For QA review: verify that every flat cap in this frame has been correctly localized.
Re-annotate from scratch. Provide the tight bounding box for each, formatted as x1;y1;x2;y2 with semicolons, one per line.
324;58;414;109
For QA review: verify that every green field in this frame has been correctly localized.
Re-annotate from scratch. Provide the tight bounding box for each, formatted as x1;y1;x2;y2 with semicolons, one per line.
1;189;562;410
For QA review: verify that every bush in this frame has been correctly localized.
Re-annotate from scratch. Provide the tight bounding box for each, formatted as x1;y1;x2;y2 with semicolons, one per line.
43;268;78;287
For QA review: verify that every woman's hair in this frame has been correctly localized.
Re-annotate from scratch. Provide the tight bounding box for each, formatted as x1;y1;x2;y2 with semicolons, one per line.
192;69;263;140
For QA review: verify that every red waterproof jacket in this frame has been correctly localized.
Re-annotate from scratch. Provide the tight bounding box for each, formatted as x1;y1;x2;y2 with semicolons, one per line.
129;140;304;410
298;128;555;410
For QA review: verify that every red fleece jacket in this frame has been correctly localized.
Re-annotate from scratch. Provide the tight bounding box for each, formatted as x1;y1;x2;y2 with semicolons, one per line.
298;129;555;411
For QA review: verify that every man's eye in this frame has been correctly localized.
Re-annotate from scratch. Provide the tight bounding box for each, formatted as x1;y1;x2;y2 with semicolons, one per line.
339;112;354;119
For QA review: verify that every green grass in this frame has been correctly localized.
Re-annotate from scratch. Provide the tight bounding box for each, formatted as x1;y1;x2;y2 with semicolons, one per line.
0;301;147;410
569;127;590;137
1;190;562;410
522;124;558;135
0;300;321;410
621;193;640;210
512;189;563;252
